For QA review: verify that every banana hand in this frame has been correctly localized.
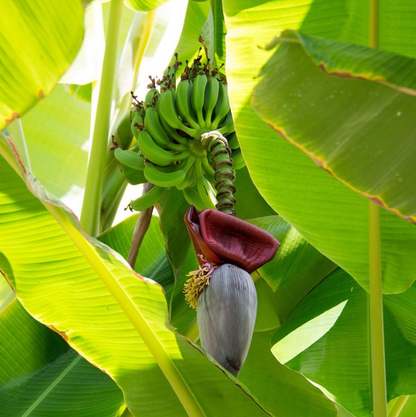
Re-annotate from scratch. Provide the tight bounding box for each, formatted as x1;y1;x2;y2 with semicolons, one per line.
158;89;197;138
138;129;188;166
145;107;185;151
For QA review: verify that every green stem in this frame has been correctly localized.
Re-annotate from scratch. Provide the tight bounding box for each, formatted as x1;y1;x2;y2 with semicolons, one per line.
369;202;387;417
388;397;409;417
80;0;124;237
100;157;127;230
369;1;387;416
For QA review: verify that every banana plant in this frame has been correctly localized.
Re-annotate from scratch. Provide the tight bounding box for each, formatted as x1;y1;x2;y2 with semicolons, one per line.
2;0;416;416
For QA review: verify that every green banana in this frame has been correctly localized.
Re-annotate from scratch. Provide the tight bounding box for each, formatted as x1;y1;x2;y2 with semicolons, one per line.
158;114;188;145
114;148;145;170
144;157;193;188
196;175;217;210
191;74;208;127
138;129;188;166
176;156;197;190
183;186;207;212
158;89;197;138
211;82;230;129
231;148;245;170
130;185;166;211
201;156;215;181
116;114;134;149
131;110;144;140
145;107;185;151
204;76;220;126
217;111;234;136
176;79;199;129
144;88;159;108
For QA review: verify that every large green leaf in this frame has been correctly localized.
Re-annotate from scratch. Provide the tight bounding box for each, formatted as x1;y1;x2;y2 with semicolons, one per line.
272;268;416;416
0;299;123;417
0;136;268;416
19;85;90;198
240;331;337;417
0;0;84;129
222;0;416;293
249;216;335;291
253;30;416;223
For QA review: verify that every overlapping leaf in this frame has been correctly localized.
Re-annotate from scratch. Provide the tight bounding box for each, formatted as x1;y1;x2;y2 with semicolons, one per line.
0;0;84;129
222;0;416;293
0;299;123;417
253;30;416;223
272;268;416;416
240;331;337;417
0;136;269;416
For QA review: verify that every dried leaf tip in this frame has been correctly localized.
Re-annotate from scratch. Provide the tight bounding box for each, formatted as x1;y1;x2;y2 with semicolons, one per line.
183;255;218;309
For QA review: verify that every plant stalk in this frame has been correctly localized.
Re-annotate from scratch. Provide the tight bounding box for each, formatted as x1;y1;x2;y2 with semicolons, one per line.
369;1;387;416
369;202;387;417
80;0;124;237
127;183;154;268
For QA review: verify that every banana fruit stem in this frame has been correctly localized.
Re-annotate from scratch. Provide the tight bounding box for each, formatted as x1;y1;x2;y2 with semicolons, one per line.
127;183;154;268
201;131;236;216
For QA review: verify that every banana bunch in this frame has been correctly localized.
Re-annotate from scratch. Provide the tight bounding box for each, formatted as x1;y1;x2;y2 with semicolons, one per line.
115;51;245;212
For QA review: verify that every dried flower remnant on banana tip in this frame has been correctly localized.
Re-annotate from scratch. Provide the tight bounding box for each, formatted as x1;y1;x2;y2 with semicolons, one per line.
184;206;280;375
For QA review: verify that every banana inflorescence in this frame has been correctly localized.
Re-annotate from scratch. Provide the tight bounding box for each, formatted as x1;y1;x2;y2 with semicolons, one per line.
114;48;244;213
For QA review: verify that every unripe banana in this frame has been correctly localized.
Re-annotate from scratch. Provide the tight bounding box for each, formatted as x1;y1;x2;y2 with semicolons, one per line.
144;158;193;188
197;264;257;377
204;76;220;126
158;114;188;145
116;114;134;149
145;107;185;151
144;88;159;108
201;156;215;182
176;156;197;190
158;89;197;138
131;110;144;140
191;74;208;127
196;175;217;210
217;111;234;136
114;148;145;170
138;130;188;166
211;82;230;129
182;186;207;212
176;80;199;129
129;185;166;211
231;148;245;170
